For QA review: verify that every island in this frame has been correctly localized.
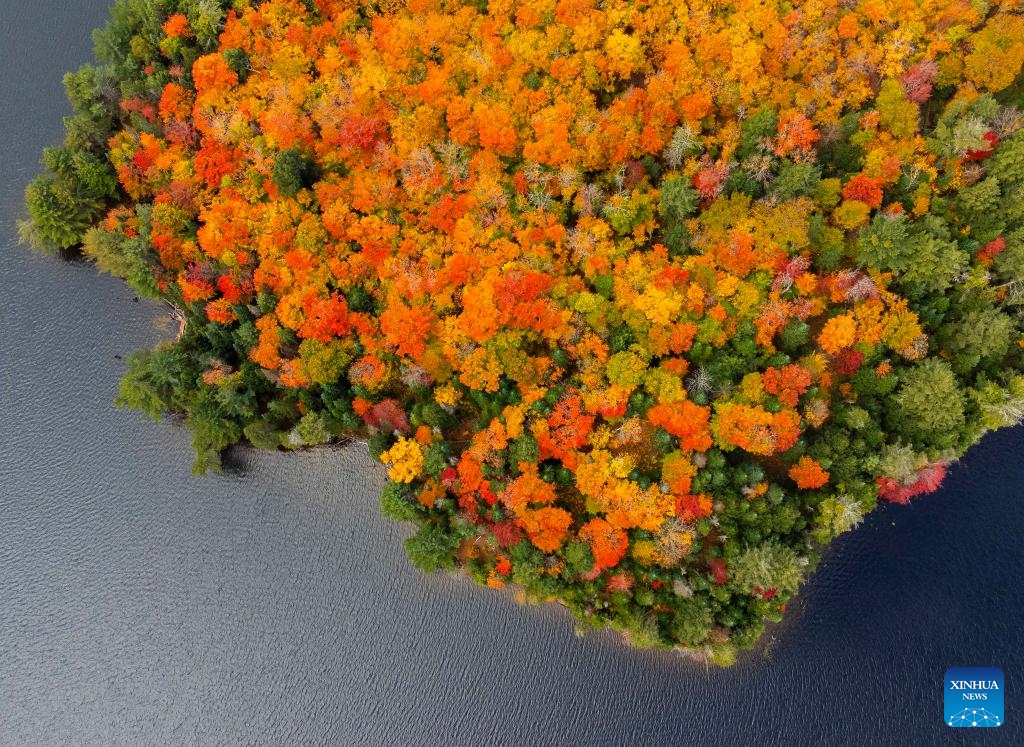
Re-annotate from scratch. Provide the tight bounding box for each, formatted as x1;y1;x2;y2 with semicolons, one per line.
21;0;1024;664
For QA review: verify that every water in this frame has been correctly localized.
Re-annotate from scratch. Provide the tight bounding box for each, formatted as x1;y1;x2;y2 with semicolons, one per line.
0;2;1020;745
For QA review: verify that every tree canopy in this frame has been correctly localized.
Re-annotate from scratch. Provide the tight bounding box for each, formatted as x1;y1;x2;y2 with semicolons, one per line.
21;0;1024;662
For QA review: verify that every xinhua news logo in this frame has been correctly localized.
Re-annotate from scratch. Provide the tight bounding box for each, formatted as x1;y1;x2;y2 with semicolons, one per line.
945;667;1004;727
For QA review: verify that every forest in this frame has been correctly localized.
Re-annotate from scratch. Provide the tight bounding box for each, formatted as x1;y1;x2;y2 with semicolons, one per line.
21;0;1024;663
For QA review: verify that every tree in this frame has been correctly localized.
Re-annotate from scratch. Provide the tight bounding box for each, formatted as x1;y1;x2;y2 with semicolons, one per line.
856;214;912;272
670;599;713;647
728;544;805;597
405;524;461;573
379;482;420;522
889;359;965;448
658;175;699;252
22;147;116;251
944;309;1015;362
271;148;316;198
578;517;629;571
789;456;829;489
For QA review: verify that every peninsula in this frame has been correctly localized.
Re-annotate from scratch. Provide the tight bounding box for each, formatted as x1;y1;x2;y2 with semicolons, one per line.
22;0;1024;663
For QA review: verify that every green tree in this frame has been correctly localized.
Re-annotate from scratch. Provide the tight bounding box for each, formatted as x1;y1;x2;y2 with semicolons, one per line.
945;308;1015;361
272;149;316;198
405;523;462;573
889;359;965;448
659;176;700;224
21;147;117;251
856;214;912;271
771;161;821;201
669;598;713;646
728;544;805;596
380;482;420;522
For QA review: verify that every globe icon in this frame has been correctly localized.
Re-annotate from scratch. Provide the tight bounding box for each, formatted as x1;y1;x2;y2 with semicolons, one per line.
947;707;1002;727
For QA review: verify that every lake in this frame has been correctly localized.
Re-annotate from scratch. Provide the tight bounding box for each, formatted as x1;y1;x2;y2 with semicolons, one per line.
0;1;1020;744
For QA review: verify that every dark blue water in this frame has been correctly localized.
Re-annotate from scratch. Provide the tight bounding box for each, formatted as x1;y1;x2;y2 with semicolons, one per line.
0;2;1021;745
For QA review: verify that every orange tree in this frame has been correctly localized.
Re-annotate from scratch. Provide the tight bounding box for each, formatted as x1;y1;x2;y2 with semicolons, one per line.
22;0;1024;662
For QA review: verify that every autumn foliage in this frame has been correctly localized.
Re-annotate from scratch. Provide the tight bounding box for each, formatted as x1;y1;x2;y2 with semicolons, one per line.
23;0;1024;661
